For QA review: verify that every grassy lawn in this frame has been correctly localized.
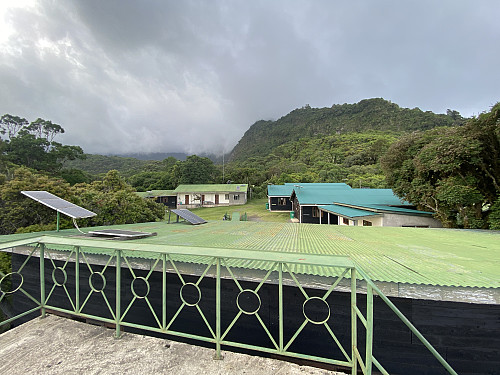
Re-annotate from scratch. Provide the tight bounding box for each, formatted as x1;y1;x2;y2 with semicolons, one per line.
189;198;292;222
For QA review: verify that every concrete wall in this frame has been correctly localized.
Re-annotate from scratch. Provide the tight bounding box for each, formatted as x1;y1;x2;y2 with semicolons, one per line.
359;215;384;226
382;213;443;228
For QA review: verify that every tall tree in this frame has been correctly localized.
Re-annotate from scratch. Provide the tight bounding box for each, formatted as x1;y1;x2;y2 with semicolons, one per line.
0;114;28;139
0;115;84;173
171;155;218;185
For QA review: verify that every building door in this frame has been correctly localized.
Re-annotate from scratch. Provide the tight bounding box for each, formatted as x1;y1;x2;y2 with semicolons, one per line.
215;194;219;205
185;195;189;205
201;194;205;205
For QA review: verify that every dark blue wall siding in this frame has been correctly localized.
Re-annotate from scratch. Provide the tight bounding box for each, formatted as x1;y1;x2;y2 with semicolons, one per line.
270;197;292;211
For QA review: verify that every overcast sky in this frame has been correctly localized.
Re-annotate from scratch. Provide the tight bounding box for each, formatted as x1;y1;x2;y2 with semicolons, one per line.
0;1;498;155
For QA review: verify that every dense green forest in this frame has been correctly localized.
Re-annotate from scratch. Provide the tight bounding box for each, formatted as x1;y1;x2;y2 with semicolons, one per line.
230;98;464;161
381;102;500;229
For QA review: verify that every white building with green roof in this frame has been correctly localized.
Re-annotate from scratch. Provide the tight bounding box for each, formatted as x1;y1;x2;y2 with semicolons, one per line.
174;184;248;208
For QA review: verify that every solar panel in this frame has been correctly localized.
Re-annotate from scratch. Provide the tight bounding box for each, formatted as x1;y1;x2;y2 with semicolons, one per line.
21;191;97;219
170;208;207;225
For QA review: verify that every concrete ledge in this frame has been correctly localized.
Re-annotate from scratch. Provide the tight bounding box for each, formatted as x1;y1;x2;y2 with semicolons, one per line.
0;315;346;375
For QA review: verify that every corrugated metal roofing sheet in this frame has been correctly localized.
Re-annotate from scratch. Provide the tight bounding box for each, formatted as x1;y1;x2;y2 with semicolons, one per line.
359;204;433;215
267;185;295;197
295;187;408;206
319;204;382;218
1;222;498;289
267;183;352;198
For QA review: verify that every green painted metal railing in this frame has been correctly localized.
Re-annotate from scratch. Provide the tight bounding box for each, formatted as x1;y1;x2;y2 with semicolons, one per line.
0;236;457;375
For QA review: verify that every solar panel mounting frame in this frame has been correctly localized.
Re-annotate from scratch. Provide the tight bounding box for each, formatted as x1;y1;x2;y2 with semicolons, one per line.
87;229;157;240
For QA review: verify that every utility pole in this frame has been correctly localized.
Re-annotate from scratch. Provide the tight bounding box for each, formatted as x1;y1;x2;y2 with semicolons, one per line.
222;150;225;183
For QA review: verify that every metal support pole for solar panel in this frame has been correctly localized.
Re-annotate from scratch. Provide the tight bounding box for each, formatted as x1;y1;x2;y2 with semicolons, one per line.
115;250;122;339
75;246;80;313
40;243;46;318
351;268;357;375
56;211;60;232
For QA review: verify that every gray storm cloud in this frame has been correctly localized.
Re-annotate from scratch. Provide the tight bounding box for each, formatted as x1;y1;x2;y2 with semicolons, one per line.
0;0;498;155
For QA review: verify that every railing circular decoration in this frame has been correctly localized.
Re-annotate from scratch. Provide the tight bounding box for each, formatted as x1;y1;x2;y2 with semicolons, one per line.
51;267;67;287
131;276;150;299
302;296;331;325
89;272;107;293
236;289;261;315
180;282;201;306
0;272;24;294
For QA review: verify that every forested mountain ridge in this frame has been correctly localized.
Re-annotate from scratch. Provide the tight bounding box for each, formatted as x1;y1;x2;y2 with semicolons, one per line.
230;98;463;161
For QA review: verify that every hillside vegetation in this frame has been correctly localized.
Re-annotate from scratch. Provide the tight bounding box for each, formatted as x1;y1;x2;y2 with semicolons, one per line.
230;98;462;161
65;154;155;177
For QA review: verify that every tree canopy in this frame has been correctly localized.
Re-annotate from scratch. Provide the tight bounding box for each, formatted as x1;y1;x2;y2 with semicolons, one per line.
230;98;463;161
381;103;500;228
0;114;84;173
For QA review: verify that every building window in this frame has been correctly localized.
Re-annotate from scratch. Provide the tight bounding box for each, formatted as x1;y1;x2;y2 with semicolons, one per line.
312;206;320;218
233;194;240;200
278;197;287;205
343;217;349;225
225;194;230;200
363;220;372;226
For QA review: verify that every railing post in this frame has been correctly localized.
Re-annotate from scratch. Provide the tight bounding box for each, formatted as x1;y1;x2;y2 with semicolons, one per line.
40;243;46;318
75;246;80;313
279;262;284;352
366;284;374;375
214;257;222;359
115;250;121;338
162;253;167;331
351;267;357;375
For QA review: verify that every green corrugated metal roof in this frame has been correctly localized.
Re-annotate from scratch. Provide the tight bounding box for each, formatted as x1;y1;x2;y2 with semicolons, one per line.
175;184;248;193
295;188;407;206
268;183;351;197
319;204;382;218
1;221;498;289
267;185;295;197
356;204;434;216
